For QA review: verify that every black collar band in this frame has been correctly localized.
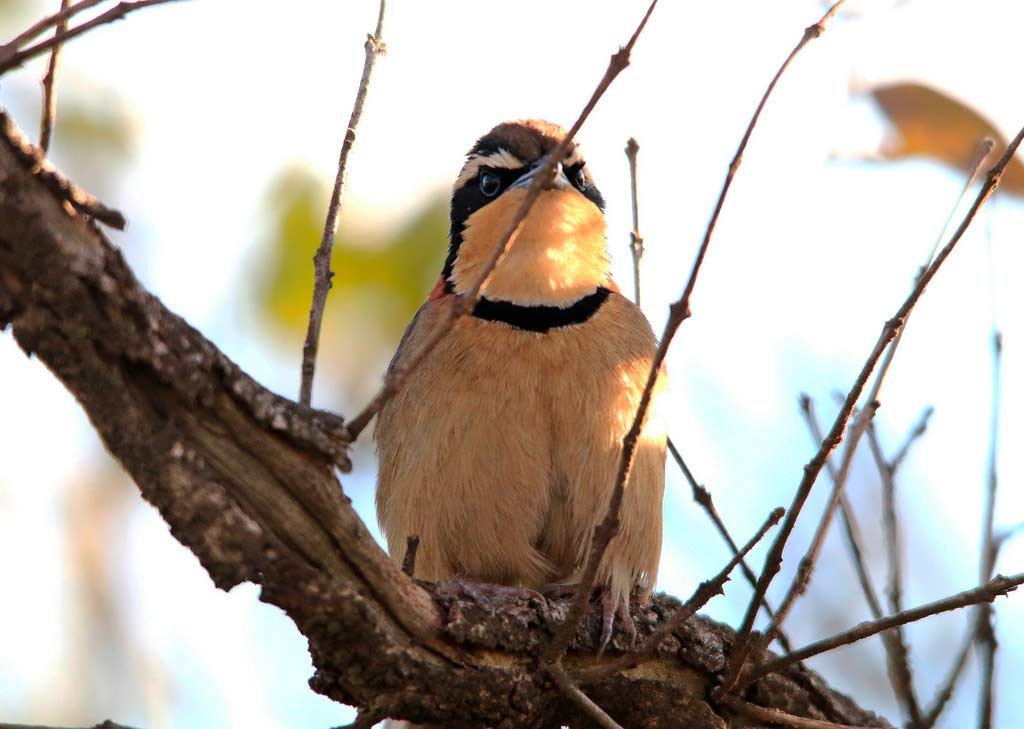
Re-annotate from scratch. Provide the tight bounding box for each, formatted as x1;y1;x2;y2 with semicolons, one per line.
472;287;611;333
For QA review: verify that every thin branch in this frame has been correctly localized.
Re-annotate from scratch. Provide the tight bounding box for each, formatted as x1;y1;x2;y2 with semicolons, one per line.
864;422;922;725
0;0;186;74
720;118;1024;697
625;136;790;653
548;664;625;729
667;438;794;653
345;0;660;439
922;138;995;267
544;0;844;668
921;499;1017;729
864;426;904;617
38;0;71;154
748;573;1024;682
802;395;922;724
298;0;387;406
577;507;783;684
889;406;933;475
870;139;992;433
977;329;1002;729
0;0;104;56
755;397;880;658
722;697;871;729
919;628;973;729
799;395;886;621
625;137;643;306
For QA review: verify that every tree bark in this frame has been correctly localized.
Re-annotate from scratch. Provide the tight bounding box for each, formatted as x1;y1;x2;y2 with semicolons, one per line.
0;106;892;729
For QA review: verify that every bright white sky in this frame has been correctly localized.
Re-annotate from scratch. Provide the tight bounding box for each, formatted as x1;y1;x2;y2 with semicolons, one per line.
1;1;1023;727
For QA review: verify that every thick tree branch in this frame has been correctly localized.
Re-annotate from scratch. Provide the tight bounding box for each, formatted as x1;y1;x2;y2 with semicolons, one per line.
0;105;894;728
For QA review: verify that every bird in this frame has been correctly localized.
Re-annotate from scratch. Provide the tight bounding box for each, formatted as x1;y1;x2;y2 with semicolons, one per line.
375;118;667;650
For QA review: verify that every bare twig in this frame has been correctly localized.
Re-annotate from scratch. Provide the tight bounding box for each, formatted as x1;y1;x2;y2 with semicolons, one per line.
748;573;1024;682
298;0;387;406
548;664;625;729
625;137;643;306
545;0;845;668
868;140;993;421
0;0;186;74
667;439;794;653
346;0;660;439
625;136;789;652
755;397;881;658
38;0;71;154
864;423;922;725
722;696;870;729
721;119;1024;696
922;138;995;267
977;329;1002;729
802;395;922;723
864;426;904;617
577;507;783;684
799;395;886;621
402;534;420;577
889;406;933;475
0;0;104;56
921;493;1017;729
920;629;973;729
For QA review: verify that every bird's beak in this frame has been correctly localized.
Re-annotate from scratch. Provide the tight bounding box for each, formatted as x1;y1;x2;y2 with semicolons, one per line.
510;155;573;191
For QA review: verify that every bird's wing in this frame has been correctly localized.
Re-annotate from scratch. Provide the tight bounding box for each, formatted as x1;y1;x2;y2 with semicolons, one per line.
385;276;453;378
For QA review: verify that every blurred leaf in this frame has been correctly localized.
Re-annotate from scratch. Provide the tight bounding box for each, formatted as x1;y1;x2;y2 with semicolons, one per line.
58;96;138;162
0;0;37;27
871;81;1024;195
256;165;448;398
257;167;326;331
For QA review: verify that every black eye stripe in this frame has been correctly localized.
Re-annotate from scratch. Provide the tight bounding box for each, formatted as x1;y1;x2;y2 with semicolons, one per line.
444;158;604;292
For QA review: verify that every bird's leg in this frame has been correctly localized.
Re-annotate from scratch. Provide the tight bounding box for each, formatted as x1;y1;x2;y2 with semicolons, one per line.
598;588;616;657
618;596;637;648
597;588;637;657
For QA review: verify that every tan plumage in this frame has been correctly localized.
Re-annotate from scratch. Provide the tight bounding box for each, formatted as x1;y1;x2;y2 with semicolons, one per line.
375;119;667;616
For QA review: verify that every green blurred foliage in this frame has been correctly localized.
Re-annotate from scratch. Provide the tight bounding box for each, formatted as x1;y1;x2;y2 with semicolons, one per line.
58;96;137;160
257;166;448;400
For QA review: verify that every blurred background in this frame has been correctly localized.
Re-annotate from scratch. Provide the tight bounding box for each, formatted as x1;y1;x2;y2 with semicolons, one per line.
1;0;1022;726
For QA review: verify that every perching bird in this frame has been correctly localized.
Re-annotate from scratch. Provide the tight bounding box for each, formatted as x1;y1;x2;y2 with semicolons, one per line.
375;119;667;645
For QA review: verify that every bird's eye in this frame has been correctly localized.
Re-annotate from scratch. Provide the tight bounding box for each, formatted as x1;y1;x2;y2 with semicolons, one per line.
479;172;502;197
570;165;587;190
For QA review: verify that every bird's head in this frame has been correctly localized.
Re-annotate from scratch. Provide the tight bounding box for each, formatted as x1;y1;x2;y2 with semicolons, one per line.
443;119;610;307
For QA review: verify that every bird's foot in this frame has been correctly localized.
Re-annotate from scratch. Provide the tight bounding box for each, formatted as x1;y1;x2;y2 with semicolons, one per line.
597;588;637;657
436;577;545;605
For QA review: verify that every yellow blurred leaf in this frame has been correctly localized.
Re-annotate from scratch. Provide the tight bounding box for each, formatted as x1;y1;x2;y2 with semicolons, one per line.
255;165;448;398
871;82;1024;195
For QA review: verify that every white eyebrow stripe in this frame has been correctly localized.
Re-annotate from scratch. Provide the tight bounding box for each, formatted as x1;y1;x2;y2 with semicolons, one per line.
563;146;585;167
454;149;525;189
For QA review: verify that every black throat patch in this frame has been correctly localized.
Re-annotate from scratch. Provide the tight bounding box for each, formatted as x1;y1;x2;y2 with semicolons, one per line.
471;287;611;333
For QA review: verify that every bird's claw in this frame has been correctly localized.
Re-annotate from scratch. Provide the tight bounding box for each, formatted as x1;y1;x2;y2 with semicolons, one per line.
597;588;637;657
